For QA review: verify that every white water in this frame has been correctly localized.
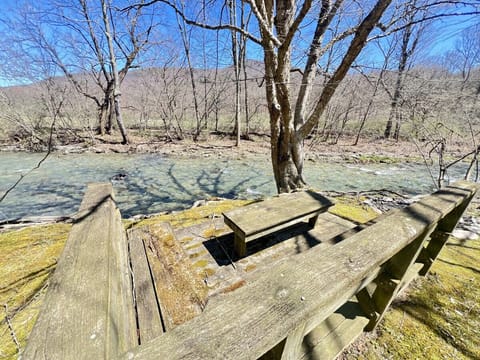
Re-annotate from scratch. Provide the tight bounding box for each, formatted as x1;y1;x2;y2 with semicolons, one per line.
0;152;468;220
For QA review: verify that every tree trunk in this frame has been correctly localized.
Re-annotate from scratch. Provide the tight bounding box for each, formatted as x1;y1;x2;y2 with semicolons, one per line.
257;0;392;193
176;12;201;141
265;1;306;193
393;111;402;140
106;96;114;135
113;96;128;144
240;0;250;140
98;103;107;135
384;4;422;139
229;0;241;146
101;0;128;144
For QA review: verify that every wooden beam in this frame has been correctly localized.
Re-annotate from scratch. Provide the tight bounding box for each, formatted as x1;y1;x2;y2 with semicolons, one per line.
299;299;370;359
128;228;165;343
280;321;306;360
120;181;478;360
141;223;208;330
23;183;136;359
418;190;475;275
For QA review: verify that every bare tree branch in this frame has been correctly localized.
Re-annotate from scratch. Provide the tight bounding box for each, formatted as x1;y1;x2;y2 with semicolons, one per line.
124;0;265;45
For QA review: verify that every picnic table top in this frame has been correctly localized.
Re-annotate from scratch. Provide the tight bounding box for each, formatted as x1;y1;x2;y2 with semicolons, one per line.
223;190;333;237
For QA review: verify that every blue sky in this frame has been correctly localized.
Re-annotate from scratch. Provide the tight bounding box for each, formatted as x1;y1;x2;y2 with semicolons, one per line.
0;1;478;87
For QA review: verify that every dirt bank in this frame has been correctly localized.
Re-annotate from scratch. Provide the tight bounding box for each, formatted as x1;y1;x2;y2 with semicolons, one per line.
4;131;464;165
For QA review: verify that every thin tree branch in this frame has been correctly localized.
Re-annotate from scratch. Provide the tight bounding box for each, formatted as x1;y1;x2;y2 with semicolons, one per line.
123;0;266;45
3;304;20;353
0;117;56;204
299;0;393;138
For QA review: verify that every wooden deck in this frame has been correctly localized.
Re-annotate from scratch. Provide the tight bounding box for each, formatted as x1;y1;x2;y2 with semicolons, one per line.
23;181;478;359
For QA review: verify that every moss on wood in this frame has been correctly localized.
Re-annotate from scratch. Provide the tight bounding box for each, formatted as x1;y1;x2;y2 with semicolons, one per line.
328;197;378;224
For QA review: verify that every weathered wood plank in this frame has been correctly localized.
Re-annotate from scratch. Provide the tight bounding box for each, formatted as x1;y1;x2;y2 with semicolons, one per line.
128;228;165;343
121;181;477;360
23;183;136;360
280;321;306;360
418;189;474;275
299;300;370;360
223;191;333;239
141;222;208;330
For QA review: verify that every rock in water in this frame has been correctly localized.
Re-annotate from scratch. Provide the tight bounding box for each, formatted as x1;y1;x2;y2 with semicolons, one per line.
111;172;128;181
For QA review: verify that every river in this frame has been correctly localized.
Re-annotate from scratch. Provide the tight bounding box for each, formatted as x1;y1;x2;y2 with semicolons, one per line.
0;152;468;221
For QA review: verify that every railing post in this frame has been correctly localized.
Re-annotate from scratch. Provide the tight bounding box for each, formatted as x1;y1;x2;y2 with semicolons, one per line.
357;224;435;331
280;322;306;360
417;194;474;276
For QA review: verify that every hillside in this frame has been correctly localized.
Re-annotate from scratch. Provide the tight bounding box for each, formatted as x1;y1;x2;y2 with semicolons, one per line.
1;62;478;153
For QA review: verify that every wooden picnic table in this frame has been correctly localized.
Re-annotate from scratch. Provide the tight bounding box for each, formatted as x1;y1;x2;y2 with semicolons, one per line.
223;190;334;257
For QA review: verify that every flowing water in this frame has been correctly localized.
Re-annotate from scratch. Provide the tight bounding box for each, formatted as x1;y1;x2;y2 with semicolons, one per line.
0;152;469;221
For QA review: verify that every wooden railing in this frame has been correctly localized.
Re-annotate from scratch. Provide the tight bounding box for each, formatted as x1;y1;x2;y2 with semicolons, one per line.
22;183;136;359
22;181;478;360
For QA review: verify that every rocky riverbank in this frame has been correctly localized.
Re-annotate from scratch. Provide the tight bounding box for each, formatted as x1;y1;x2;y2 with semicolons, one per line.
1;132;452;164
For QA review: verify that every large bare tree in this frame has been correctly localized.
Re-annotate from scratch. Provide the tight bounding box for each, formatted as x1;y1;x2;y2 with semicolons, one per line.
383;0;428;140
0;0;153;144
140;0;399;192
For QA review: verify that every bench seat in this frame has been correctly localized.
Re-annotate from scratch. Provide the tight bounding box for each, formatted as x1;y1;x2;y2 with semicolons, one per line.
223;190;333;256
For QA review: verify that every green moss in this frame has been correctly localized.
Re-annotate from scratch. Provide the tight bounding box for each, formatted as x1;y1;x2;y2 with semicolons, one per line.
202;227;226;239
203;268;216;277
133;199;255;229
329;197;378;224
0;224;70;359
1;286;47;360
189;250;208;259
192;259;209;268
184;242;203;251
181;236;194;244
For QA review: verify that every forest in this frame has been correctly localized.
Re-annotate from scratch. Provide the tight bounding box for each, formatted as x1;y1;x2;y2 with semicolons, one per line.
0;0;479;191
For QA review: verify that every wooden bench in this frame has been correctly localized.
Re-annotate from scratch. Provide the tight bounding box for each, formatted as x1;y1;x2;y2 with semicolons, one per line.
223;190;334;257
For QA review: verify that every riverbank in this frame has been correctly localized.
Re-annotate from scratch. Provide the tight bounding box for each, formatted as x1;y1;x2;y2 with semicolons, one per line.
1;131;475;224
1;131;470;164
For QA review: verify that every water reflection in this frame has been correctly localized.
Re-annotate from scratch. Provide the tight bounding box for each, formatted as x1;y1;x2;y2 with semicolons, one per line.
0;152;468;220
